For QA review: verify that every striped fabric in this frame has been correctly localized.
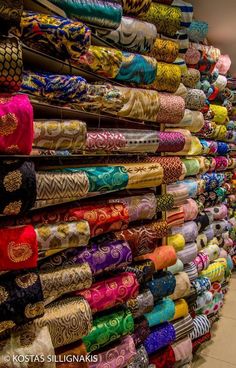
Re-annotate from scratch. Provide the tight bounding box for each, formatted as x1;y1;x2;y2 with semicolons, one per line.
190;315;211;340
172;313;194;341
183;262;198;281
172;0;193;28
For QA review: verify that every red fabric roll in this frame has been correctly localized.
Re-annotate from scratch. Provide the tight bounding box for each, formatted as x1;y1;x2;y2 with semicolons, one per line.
0;225;38;270
149;345;176;367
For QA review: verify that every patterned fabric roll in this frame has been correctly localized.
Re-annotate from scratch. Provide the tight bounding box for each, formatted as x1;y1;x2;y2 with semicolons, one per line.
34;296;92;348
116;86;160;122
0;325;55;368
0;0;23;34
18;11;91;61
114;220;168;257
181;68;200;88
0;94;33;155
33;120;87;152
171;221;198;243
21;71;88;103
185;89;206;110
78;272;139;313
183;262;198;281
56;341;88;368
78;46;122;78
144;322;176;354
147;271;176;300
132;317;151;346
187;20;208;42
83;309;134;352
0;160;36;216
210;104;228;124
193;252;210;272
127;345;149;368
156;193;175;211
147;156;183;184
156;94;185;124
170;272;191;300
127;290;154;318
142;3;182;37
35;221;90;251
122;0;152;16
39;239;132;275
40;264;93;305
89;335;136;368
172;0;193;28
200;262;225;283
97;16;157;54
0;36;23;92
148;62;181;93
122;260;155;283
116;52;157;84
166;207;184;227
0;225;38;271
50;0;122;29
183;199;199;221
86;129;159;153
145;298;175;327
192;332;211;353
149;38;179;63
110;192;156;222
0;269;44;333
190;315;210;340
36;170;89;202
171;314;194;341
157;131;185;152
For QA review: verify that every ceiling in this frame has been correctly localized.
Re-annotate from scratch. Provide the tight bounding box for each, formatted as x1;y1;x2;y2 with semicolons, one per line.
190;0;236;75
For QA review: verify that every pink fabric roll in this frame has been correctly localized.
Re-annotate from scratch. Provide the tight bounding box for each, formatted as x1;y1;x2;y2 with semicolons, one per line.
214;156;228;171
89;335;136;368
157;131;185;152
193;252;210;272
156;93;185;124
183;199;199;221
184;48;201;65
172;337;192;362
205;204;228;220
0;94;33;154
215;54;231;75
77;272;139;313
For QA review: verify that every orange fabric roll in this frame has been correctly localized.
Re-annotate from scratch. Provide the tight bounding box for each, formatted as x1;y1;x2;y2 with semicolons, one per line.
135;245;177;270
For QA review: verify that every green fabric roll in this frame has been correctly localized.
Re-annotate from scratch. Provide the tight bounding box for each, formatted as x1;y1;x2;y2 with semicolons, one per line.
83;309;134;352
182;158;200;176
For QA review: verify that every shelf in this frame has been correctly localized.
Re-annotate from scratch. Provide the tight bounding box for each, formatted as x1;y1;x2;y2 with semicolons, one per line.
23;0;66;16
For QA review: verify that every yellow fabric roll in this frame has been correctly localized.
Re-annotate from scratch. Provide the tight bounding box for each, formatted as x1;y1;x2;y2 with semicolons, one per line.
149;38;179;63
167;233;185;252
210;104;228;124
150;62;181;93
172;299;189;321
122;163;164;189
174;83;188;98
200;262;225;283
142;3;182;37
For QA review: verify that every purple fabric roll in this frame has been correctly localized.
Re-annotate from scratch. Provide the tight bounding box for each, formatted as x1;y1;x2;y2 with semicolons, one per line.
39;239;132;274
157;132;185;152
144;322;176;354
73;239;132;274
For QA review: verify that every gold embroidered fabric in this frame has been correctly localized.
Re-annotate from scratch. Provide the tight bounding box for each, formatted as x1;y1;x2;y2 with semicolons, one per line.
35;220;90;251
115;86;160;122
0;325;55;368
36;171;89;201
149;62;181;93
122;163;164;189
34;296;92;348
40;264;93;305
33;120;87;151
